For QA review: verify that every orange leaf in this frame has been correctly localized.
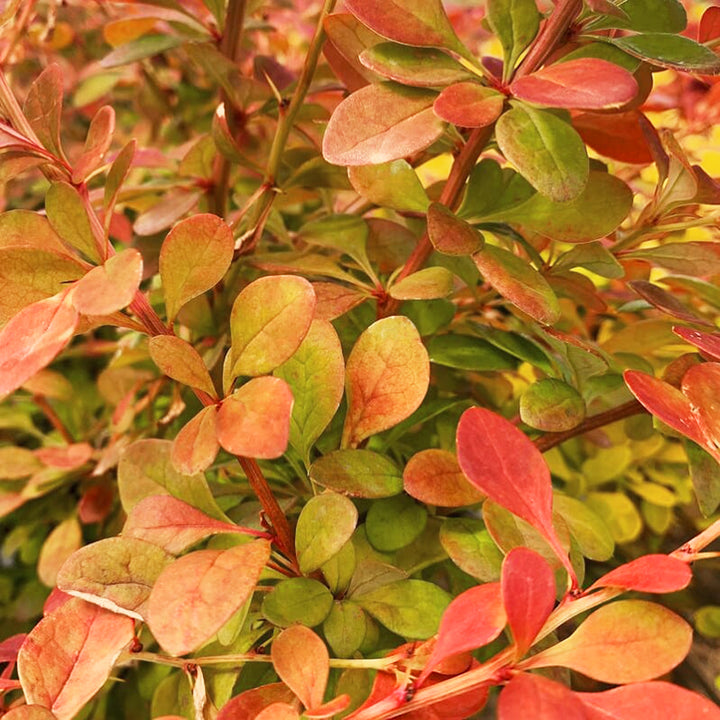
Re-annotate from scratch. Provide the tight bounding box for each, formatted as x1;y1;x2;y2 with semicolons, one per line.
3;707;58;720
498;673;588;720
171;405;220;475
147;539;270;656
272;626;329;711
256;704;300;720
404;449;484;507
18;598;134;720
342;316;429;447
433;83;504;127
149;335;218;399
35;443;93;470
588;554;692;594
216;683;296;720
216;377;294;459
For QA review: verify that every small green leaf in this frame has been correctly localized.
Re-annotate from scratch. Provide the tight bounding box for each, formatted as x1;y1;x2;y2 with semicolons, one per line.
686;441;720;517
439;518;503;582
45;182;101;263
101;34;185;68
366;495;427;552
348;160;429;213
520;379;586;432
587;492;642;544
426;334;516;371
592;0;686;33
486;0;540;77
323;602;367;657
553;241;624;278
552;495;615;562
695;606;720;638
611;34;720;74
389;267;454;300
262;578;334;628
310;450;404;498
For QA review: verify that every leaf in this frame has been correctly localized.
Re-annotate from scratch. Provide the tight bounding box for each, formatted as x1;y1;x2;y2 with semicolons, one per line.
366;495;427;551
523;600;692;683
262;578;334;628
45;182;101;263
418;583;506;684
37;517;82;587
486;0;540;75
686;441;720;517
18;598;135;720
404;449;484;507
171;406;220;475
389;267;454;300
272;625;329;711
23;64;64;159
147;540;270;656
439;518;504;582
3;707;58;720
553;495;615;562
256;705;299;720
149;335;217;398
426;334;516;371
57;536;172;620
342;316;430;447
502;548;556;656
0;292;78;398
627;242;720;276
344;0;467;55
498;673;588;720
310;449;403;498
158;213;233;322
433;83;505;127
123;495;255;554
682;363;720;450
359;43;471;88
630;280;710;326
216;684;296;720
427;203;484;256
355;579;451;639
216;376;294;459
135;190;202;237
0;209;68;254
588;554;691;594
612;34;720;74
348;160;429;213
229;275;316;379
456;407;575;584
472;245;560;325
592;0;686;33
101;34;185;68
72;248;143;316
274;320;345;462
553;241;624;279
572;110;654;164
323;83;445;166
510;59;638;110
323;602;366;658
72;105;115;183
495;105;589;202
36;443;93;470
0;447;42;479
520;379;585;432
699;6;720;43
104;140;136;215
576;681;720;720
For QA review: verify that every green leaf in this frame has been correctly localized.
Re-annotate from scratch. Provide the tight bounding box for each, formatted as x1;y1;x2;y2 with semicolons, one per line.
520;379;586;432
611;34;720;74
426;334;516;371
439;518;503;582
553;241;624;278
322;540;357;595
262;578;334;628
354;579;451;639
299;215;372;277
296;493;358;575
310;450;403;498
101;34;185;68
389;267;454;300
486;0;540;76
45;182;102;263
495;105;589;202
695;606;720;638
591;0;686;33
323;602;367;657
686;441;720;517
552;495;615;562
587;492;642;544
348;160;429;213
366;495;427;552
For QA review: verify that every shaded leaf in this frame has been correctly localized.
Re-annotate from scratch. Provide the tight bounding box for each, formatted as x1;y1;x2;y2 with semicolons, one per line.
686;441;720;517
342;316;430;447
216;376;294;459
323;13;384;91
18;598;135;720
323;602;366;658
170;405;219;475
553;495;615;562
553;241;624;279
366;495;427;551
147;540;270;656
499;673;588;720
45;182;101;263
426;334;515;371
627;242;720;277
389;267;454;300
149;335;217;398
427;203;484;256
3;707;58;720
682;363;720;451
57;536;172;620
433;83;505;128
439;518;504;582
630;280;710;325
72;105;115;183
72;248;142;316
572;110;654;164
134;190;201;237
272;625;329;711
37;516;82;587
101;34;184;68
23;64;64;159
36;443;92;470
520;379;585;432
310;449;403;498
160;214;234;322
262;578;334;628
348;160;429;213
588;554;691;594
404;449;484;507
612;33;720;74
216;684;296;720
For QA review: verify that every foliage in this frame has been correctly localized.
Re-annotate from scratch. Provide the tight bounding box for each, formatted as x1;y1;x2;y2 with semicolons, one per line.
2;0;720;718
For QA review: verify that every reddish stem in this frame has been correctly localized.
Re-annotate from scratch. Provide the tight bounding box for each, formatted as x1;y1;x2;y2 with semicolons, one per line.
32;394;74;444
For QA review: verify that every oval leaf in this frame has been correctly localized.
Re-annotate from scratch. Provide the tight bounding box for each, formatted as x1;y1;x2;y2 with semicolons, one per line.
262;577;334;628
149;335;217;398
520;378;585;432
499;673;588;720
682;362;720;448
72;248;142;316
404;449;484;507
45;182;101;263
588;554;692;594
310;449;403;498
389;266;454;300
427;202;484;256
673;326;720;361
348;160;429;213
433;83;505;127
147;540;271;656
170;405;220;475
216;684;296;720
612;33;720;74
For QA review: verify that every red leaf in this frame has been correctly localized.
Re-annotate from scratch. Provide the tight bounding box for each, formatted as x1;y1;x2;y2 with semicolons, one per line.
502;548;556;656
18;598;134;720
674;326;720;361
498;673;588;720
433;83;504;128
576;681;720;720
572;111;654;165
417;582;506;685
588;554;692;594
35;443;93;470
0;292;78;397
403;449;484;507
216;684;296;720
272;625;329;711
0;633;26;662
43;589;71;616
456;407;576;585
681;362;720;449
510;59;637;110
699;7;720;43
77;485;114;524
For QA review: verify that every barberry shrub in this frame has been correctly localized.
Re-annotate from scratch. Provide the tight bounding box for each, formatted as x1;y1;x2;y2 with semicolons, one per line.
2;0;720;718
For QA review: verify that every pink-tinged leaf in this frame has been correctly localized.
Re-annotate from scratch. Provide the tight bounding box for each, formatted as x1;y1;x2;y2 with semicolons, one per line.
77;484;114;524
588;554;692;594
682;362;720;449
0;292;78;398
216;683;296;720
498;673;588;720
433;83;504;128
389;267;454;300
134;190;201;236
417;583;506;685
312;282;367;320
123;495;259;554
427;203;484;256
256;704;300;720
699;7;720;43
171;406;219;475
216;376;294;459
18;598;134;720
456;407;575;584
149;335;217;399
674;326;720;360
342;316;429;448
510;59;637;110
576;681;720;720
159;213;234;322
572;111;654;164
272;625;329;711
36;443;93;470
3;706;58;720
522;600;692;684
502;548;556;656
72;248;143;316
0;632;26;662
147;539;270;656
404;449;484;507
323;13;383;91
323;83;445;166
304;695;352;718
72;105;115;183
23;64;64;159
43;589;71;616
229;275;316;379
624;370;708;449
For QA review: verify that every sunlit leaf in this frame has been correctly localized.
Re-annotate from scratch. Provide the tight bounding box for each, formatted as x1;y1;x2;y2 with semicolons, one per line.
323;13;384;91
572;110;654;164
486;0;540;74
498;673;588;720
348;160;429;213
366;494;427;551
45;182;102;263
433;83;505;127
439;518;504;582
216;684;296;720
37;516;82;587
427;203;484;256
520;378;585;432
612;33;720;73
404;449;484;507
149;335;217;399
23;64;64;159
310;449;403;498
0;209;68;254
171;405;220;475
588;554;691;594
147;540;270;656
72;248;142;316
627;243;720;277
256;704;299;720
682;363;720;449
262;577;334;628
